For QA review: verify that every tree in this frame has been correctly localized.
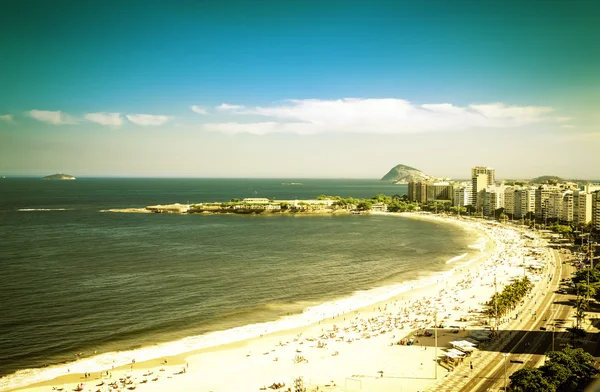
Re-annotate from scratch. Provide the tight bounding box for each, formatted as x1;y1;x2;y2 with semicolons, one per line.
544;346;597;390
317;194;328;200
508;367;554;391
566;326;586;343
572;268;600;285
371;194;390;204
230;198;240;203
356;200;373;211
538;362;571;390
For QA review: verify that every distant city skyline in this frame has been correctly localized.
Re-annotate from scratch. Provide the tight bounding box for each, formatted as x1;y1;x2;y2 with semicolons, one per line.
1;1;599;179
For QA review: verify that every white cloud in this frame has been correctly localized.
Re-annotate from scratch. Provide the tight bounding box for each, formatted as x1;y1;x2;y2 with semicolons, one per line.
560;125;576;129
126;114;169;126
28;110;76;125
203;98;559;135
0;114;14;123
191;105;207;115
217;103;245;110
84;112;123;127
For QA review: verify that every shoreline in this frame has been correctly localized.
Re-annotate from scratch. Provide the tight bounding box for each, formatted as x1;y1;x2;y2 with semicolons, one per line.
7;213;547;392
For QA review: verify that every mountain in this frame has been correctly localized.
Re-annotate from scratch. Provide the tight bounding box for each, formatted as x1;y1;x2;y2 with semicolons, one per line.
380;164;435;184
530;175;565;184
44;173;76;180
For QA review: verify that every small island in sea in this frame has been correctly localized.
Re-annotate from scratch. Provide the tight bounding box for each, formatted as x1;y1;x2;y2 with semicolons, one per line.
44;173;76;180
103;194;415;215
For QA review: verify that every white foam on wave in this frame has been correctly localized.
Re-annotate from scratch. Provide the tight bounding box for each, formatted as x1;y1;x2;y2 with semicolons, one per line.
0;264;464;391
446;253;468;264
17;208;70;212
468;235;488;251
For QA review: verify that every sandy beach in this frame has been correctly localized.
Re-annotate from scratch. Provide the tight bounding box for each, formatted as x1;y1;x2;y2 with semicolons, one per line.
11;213;553;392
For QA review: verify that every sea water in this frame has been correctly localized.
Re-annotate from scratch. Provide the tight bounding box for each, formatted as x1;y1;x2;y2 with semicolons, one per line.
0;178;482;390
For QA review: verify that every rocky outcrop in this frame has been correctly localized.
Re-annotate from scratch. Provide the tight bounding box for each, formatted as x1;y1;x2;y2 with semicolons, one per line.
380;164;435;184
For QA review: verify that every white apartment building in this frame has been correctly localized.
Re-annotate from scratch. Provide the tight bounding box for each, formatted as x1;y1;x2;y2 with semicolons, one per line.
427;181;454;202
471;166;495;186
561;191;574;223
585;184;600;193
535;183;578;220
546;190;564;221
593;192;600;231
453;185;472;207
472;173;488;210
574;190;593;225
514;188;536;219
504;187;515;216
483;185;505;217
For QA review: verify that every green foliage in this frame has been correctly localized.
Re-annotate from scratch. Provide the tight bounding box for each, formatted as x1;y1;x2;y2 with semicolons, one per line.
371;194;390;204
356;200;373;211
509;345;597;391
575;282;596;298
566;326;586;341
230;198;240;203
508;367;554;391
485;277;531;319
572;268;600;284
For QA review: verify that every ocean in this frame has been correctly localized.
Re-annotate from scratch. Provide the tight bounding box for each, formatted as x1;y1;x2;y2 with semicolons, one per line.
0;178;481;390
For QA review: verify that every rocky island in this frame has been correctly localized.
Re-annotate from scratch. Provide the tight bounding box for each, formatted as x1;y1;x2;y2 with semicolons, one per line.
380;164;436;184
44;173;76;180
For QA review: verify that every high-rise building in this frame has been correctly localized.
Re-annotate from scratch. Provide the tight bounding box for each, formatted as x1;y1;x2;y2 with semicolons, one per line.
472;173;488;210
535;185;553;220
453;183;472;207
428;181;454;203
574;190;593;226
408;181;428;204
504;187;515;216
514;188;536;219
483;185;505;217
561;191;574;223
593;192;600;231
471;166;495;186
536;184;579;221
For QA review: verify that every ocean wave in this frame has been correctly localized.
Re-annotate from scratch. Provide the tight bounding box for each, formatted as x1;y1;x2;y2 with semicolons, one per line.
0;257;475;392
17;208;71;212
468;235;488;251
445;253;467;264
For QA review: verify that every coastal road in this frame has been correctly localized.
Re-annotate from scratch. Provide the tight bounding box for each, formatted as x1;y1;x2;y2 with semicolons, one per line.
461;248;575;392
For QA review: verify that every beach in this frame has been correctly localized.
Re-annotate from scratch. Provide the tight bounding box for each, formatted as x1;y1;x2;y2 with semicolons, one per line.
10;212;555;392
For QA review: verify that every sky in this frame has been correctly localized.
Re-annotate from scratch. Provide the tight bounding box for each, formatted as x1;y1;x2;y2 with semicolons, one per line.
1;0;599;179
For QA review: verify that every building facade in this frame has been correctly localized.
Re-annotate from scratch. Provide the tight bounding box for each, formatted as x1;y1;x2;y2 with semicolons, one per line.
504;187;515;216
428;181;454;203
483;185;505;217
471;166;495;186
535;185;552;220
514;188;536;219
453;184;472;207
408;181;428;203
574;190;593;225
593;192;600;231
472;173;489;210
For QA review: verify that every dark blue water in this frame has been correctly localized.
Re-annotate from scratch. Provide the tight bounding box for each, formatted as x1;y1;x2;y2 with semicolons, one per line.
0;178;476;389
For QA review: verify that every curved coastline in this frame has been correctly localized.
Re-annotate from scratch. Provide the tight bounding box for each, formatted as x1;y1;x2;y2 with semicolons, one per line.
8;213;503;392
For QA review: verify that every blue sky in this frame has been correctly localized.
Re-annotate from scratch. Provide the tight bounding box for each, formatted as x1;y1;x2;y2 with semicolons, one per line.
1;0;599;178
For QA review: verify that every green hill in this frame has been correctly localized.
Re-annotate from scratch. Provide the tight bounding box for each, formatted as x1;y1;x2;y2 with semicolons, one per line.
530;175;565;184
